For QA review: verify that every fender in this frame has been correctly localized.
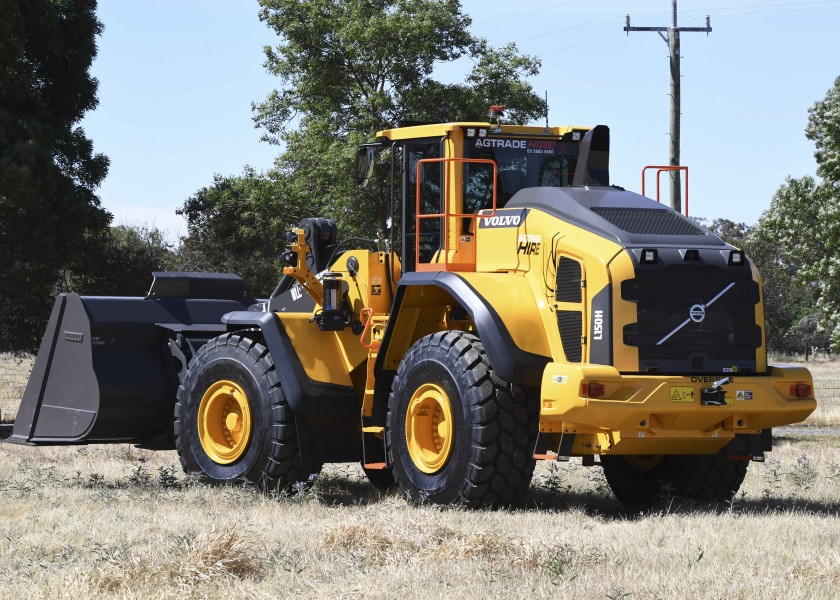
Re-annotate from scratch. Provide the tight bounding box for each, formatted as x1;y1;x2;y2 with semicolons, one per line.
375;271;550;386
221;310;360;465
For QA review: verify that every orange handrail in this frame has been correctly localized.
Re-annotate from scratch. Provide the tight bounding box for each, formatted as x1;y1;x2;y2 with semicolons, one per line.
641;165;689;216
415;157;498;272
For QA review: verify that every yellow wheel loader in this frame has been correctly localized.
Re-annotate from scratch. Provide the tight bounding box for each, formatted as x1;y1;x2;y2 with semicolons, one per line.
10;110;816;508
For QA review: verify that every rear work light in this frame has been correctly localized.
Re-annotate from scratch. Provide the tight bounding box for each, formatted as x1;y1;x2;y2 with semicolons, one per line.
790;383;813;399
640;249;658;264
581;382;606;398
729;250;745;265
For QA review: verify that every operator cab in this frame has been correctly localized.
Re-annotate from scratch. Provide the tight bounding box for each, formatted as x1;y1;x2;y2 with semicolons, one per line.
356;108;603;273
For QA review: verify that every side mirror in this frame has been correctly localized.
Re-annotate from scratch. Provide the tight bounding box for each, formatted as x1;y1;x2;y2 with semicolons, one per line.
355;146;376;187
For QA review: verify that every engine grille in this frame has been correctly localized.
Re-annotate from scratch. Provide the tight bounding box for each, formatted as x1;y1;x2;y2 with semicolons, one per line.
556;256;582;302
557;310;582;363
591;207;705;236
621;264;761;373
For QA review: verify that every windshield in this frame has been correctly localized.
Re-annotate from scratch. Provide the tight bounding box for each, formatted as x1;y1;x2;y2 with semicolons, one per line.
463;135;579;212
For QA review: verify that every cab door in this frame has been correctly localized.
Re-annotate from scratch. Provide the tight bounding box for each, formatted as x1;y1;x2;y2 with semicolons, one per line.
399;138;444;272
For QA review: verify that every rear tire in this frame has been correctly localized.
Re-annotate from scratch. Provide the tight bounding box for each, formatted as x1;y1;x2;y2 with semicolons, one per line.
601;438;749;510
386;331;538;507
174;333;315;492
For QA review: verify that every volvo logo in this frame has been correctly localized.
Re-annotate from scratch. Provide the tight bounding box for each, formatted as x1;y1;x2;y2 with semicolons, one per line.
478;209;529;229
689;304;706;323
656;282;736;346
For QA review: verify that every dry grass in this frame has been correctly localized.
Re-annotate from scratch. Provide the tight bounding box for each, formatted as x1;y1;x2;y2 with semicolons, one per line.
2;437;840;598
0;353;33;422
2;355;840;597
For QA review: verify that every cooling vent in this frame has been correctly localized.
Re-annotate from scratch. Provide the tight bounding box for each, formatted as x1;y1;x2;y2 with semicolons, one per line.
557;310;582;362
555;257;582;302
591;207;704;236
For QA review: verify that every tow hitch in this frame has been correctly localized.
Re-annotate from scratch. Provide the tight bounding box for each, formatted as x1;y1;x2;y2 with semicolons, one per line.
701;376;731;406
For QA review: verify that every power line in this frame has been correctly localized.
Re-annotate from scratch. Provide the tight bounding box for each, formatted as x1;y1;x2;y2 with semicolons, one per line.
680;0;840;13
681;4;840;20
540;34;626;56
102;73;270;107
518;15;624;43
93;111;251;137
472;1;586;27
94;97;257;128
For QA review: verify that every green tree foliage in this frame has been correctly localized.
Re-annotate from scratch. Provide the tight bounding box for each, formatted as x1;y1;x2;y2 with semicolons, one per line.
72;225;177;296
178;168;296;296
0;0;111;354
704;218;750;249
748;77;840;353
179;1;548;286
254;0;546;235
254;0;474;139
806;75;840;184
747;178;823;353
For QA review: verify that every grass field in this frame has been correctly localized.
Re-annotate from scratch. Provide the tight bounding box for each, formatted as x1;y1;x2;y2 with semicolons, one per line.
0;353;32;422
2;436;840;598
1;356;839;598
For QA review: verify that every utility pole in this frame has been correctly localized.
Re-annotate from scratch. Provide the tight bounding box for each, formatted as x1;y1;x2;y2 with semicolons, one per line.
624;1;711;213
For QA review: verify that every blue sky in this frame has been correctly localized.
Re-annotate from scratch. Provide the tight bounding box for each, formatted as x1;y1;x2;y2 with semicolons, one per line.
81;1;840;241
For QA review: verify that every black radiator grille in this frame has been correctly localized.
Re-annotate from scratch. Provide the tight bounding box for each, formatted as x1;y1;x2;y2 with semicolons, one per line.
621;264;761;372
557;310;582;363
556;256;582;302
592;207;705;236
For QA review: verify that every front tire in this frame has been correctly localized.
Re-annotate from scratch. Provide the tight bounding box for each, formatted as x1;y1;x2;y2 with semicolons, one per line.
174;333;315;491
386;331;537;507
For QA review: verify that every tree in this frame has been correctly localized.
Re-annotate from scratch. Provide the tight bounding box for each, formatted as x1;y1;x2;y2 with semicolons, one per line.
747;180;817;353
178;168;294;296
806;75;840;184
746;77;840;354
181;0;548;282
748;176;838;353
70;225;177;296
0;0;111;354
787;314;831;361
801;77;840;348
254;0;475;140
704;218;751;249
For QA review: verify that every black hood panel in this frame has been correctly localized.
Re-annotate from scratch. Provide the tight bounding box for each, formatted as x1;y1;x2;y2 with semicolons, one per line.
507;186;723;247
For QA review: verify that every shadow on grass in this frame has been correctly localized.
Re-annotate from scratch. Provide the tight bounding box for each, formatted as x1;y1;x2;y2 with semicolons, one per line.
6;420;840;518
523;485;840;519
312;472;840;519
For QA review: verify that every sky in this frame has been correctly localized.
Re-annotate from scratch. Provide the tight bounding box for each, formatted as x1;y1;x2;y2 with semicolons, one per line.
81;1;840;242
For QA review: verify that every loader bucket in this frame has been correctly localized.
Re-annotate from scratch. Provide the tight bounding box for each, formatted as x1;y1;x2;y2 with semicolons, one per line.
10;272;253;445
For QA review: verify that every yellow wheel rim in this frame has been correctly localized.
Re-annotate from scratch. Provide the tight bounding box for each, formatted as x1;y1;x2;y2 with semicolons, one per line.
626;455;663;472
405;383;454;474
198;379;252;464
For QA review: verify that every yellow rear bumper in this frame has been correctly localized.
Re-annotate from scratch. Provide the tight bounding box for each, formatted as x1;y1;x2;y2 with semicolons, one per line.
539;363;816;455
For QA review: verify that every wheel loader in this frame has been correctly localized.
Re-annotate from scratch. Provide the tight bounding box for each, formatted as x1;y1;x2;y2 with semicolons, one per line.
9;109;816;508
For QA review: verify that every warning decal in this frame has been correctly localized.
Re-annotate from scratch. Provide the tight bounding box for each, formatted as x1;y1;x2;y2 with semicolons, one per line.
735;390;753;400
670;386;695;403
